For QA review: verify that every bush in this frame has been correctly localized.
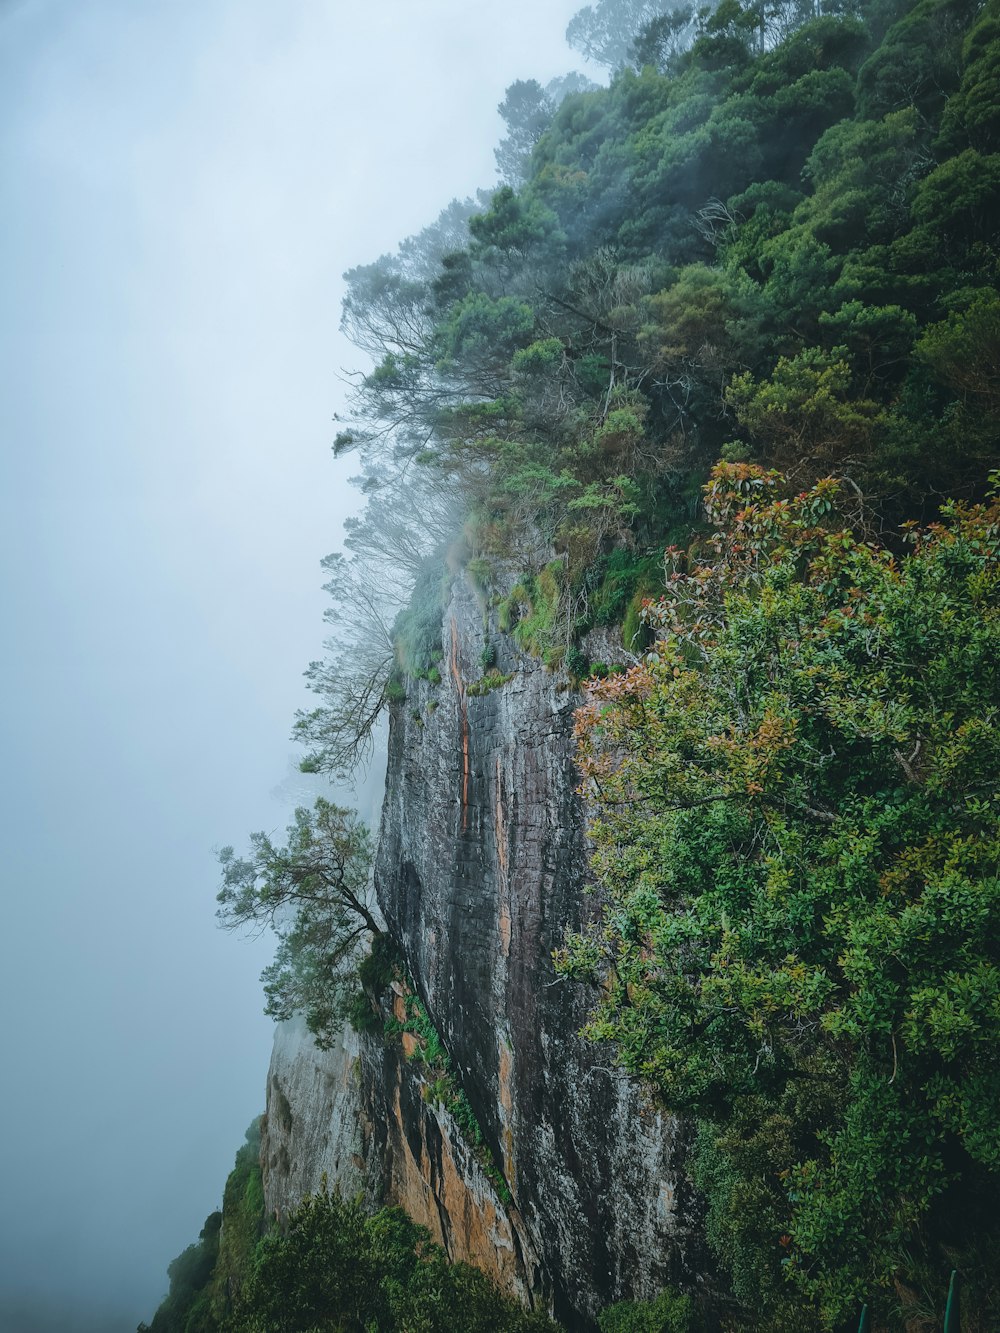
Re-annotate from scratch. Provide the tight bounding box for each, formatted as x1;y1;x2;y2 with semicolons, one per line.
497;564;566;659
565;469;1000;1324
229;1187;557;1332
584;550;662;648
467;669;515;696
564;644;588;680
394;560;450;678
598;1289;699;1333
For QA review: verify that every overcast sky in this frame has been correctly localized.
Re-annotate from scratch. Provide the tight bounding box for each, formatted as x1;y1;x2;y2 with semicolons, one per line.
0;2;587;1327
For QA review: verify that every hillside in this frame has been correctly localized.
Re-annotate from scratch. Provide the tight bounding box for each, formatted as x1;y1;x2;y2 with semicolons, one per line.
144;1;1000;1328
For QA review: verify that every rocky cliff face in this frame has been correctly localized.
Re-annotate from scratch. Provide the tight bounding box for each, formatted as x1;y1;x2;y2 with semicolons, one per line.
261;573;700;1328
261;1017;366;1223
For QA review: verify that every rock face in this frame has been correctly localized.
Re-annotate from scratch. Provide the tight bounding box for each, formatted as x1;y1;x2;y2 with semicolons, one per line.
363;1017;545;1305
261;1017;366;1222
261;574;698;1328
261;1007;543;1298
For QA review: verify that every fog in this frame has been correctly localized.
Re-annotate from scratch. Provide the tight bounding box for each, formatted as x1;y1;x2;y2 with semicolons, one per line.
0;1;584;1327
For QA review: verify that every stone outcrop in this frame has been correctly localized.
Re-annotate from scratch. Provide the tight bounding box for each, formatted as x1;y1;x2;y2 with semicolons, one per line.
260;573;700;1328
261;1016;366;1222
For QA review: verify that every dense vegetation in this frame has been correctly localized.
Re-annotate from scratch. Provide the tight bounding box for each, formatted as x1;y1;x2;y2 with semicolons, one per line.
302;0;1000;772
141;1143;563;1332
144;1166;680;1332
204;0;1000;1326
140;1121;265;1333
561;466;1000;1327
227;1187;557;1333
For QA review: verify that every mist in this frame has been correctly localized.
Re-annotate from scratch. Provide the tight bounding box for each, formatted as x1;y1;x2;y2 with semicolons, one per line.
0;1;584;1327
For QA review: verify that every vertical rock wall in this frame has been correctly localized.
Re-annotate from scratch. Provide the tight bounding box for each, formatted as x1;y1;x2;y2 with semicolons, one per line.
262;573;700;1328
261;1008;543;1306
261;1017;366;1222
375;574;698;1325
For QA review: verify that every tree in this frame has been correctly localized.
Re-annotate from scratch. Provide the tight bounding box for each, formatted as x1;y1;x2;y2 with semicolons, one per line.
916;289;1000;420
629;6;697;71
494;75;600;186
229;1187;557;1333
726;345;888;483
142;1211;223;1333
217;800;380;1047
937;1;1000;153
293;575;395;778
560;465;1000;1325
566;0;700;69
293;547;407;779
495;80;555;186
909;146;1000;246
856;0;977;121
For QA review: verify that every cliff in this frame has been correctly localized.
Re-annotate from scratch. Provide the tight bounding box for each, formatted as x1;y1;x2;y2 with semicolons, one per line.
261;572;701;1328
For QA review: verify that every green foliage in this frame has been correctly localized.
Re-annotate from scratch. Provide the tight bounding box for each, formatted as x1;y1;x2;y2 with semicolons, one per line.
893;288;1000;499
857;0;976;121
563;466;1000;1326
597;1288;700;1333
586;549;661;625
210;1121;266;1321
310;0;1000;1321
498;563;567;663
726;346;888;480
335;0;1000;539
916;288;1000;421
468;186;565;264
346;990;384;1034
228;1186;557;1333
438;291;537;370
292;458;460;777
349;933;404;1035
393;560;451;679
398;991;451;1069
512;336;565;376
692;1101;827;1330
563;644;589;681
467;669;516;696
357;931;402;996
621;586;655;654
479;637;497;670
144;1221;221;1333
150;1144;722;1333
910;147;1000;243
142;1122;264;1333
217;800;379;1049
937;0;1000;153
496;80;557;186
466;555;494;605
566;0;688;70
583;547;665;653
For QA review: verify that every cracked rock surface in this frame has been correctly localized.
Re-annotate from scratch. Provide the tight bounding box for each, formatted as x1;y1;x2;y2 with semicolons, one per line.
262;574;700;1327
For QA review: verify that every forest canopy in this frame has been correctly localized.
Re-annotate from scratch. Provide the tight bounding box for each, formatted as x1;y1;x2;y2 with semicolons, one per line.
303;0;999;779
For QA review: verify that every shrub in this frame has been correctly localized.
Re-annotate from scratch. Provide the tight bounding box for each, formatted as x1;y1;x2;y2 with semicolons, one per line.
467;669;515;696
564;468;1000;1325
564;644;588;680
230;1187;557;1332
598;1289;700;1333
394;561;450;678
